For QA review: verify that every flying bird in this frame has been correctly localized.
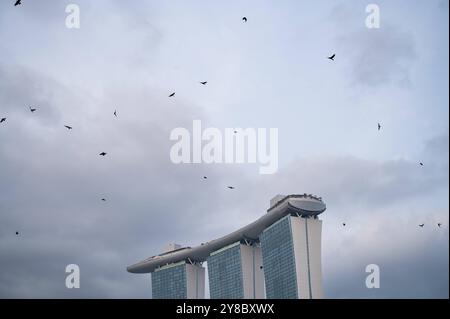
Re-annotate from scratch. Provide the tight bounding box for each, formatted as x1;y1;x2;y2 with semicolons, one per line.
169;92;175;97
101;198;106;201
419;162;424;166
114;110;117;117
419;224;424;227
242;17;247;22
15;231;19;235
328;54;335;61
64;125;72;130
227;186;235;189
438;223;442;227
14;0;21;6
0;118;6;123
378;123;381;131
203;176;207;179
200;81;208;85
342;223;346;226
99;152;107;156
30;107;36;113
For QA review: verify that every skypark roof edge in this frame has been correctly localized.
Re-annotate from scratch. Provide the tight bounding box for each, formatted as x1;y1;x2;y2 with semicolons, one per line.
127;194;326;274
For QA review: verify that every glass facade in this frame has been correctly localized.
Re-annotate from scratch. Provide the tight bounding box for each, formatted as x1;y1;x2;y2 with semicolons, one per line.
260;215;298;299
151;262;187;299
207;242;244;299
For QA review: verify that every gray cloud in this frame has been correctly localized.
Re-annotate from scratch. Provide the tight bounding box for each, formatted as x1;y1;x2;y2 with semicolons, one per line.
331;4;416;87
0;62;448;298
0;64;64;126
0;63;228;298
0;1;447;299
242;138;449;298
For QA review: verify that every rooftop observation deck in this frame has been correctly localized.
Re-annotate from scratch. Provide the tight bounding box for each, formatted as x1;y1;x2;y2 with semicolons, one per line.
127;194;326;274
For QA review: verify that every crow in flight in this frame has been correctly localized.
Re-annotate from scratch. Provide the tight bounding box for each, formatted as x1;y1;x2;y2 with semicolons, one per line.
64;125;72;130
200;81;207;85
342;223;346;227
101;198;106;201
242;17;247;22
328;54;335;61
15;231;19;235
419;224;424;227
438;223;442;227
419;162;424;166
114;110;117;117
30;107;36;113
0;118;6;123
203;176;207;179
227;186;235;189
14;0;21;6
169;92;175;97
378;123;381;131
99;152;107;156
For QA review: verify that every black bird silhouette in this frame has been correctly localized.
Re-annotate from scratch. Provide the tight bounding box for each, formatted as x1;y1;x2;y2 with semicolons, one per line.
169;92;175;97
342;223;346;226
64;125;72;130
378;123;381;131
14;0;21;6
419;224;424;227
99;152;107;156
15;231;19;235
101;198;106;201
203;176;207;179
0;118;6;123
328;54;335;61
30;107;36;112
242;17;247;22
227;186;235;189
114;110;117;117
200;81;208;85
438;223;442;227
419;162;424;166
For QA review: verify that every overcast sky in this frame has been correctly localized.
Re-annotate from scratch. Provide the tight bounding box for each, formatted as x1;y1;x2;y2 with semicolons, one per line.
0;0;448;298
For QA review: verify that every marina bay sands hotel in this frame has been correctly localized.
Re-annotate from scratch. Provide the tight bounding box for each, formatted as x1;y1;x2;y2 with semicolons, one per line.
127;194;326;299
